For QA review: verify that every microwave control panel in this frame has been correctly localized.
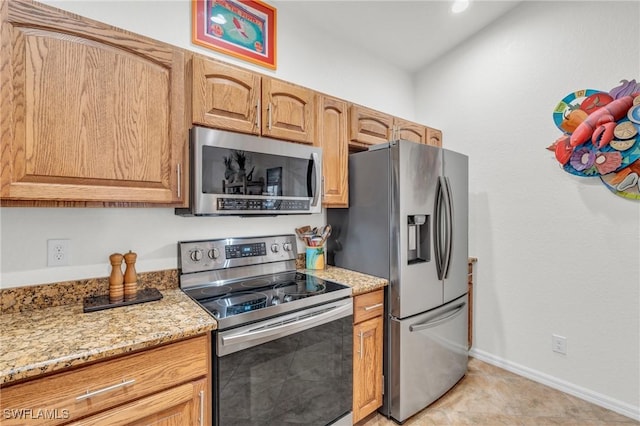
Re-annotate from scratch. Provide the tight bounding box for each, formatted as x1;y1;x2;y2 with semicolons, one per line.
217;198;310;211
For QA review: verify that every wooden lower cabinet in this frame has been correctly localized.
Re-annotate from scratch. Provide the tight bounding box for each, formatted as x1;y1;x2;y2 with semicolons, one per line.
0;334;211;426
352;290;384;424
69;379;207;426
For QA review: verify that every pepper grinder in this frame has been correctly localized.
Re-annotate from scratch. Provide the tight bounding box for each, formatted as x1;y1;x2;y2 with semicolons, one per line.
109;253;124;303
123;250;138;301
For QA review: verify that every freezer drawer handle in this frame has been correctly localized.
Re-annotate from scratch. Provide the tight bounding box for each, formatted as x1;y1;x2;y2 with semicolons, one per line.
409;302;466;332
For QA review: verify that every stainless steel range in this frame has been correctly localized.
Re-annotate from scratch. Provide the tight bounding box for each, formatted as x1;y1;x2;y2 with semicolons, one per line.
179;234;353;426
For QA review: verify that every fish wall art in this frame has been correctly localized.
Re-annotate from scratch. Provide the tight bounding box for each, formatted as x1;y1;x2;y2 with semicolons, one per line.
547;79;640;200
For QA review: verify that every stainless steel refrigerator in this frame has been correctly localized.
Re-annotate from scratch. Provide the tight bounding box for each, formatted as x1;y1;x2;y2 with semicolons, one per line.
327;140;468;423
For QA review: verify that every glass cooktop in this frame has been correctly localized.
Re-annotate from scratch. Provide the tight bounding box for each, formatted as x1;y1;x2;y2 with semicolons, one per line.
184;271;352;329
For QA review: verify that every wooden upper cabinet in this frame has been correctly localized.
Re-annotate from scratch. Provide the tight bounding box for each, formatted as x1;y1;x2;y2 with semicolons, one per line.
395;117;427;144
349;104;394;149
262;77;315;144
426;126;443;147
316;95;348;207
192;56;260;135
0;0;187;205
191;56;315;144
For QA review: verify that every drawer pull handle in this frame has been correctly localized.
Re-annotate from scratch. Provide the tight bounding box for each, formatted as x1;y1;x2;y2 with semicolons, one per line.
364;303;383;311
76;378;136;401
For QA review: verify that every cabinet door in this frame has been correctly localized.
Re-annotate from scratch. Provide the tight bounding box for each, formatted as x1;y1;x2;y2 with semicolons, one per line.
262;78;315;144
395;118;427;144
349;105;393;150
0;335;209;426
426;127;443;147
0;0;187;205
69;379;208;426
192;56;260;135
316;95;348;207
353;315;384;423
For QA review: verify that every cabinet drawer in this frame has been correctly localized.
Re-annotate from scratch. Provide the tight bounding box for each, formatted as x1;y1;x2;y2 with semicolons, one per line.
353;289;384;324
0;335;209;426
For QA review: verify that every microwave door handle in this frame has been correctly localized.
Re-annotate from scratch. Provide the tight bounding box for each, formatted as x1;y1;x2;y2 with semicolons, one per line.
311;152;321;207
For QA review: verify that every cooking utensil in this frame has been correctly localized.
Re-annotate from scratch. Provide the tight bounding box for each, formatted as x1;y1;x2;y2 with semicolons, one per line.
295;224;332;246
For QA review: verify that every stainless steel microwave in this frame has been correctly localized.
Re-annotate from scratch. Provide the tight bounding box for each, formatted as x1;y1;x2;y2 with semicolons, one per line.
175;127;322;216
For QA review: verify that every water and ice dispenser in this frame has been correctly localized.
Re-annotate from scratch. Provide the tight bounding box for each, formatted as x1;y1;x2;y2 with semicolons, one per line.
407;215;430;264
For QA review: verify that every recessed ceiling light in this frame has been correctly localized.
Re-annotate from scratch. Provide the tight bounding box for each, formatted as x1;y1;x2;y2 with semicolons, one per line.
451;0;470;14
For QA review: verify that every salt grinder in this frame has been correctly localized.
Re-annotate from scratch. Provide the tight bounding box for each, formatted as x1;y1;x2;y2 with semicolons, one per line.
108;253;124;303
123;250;138;300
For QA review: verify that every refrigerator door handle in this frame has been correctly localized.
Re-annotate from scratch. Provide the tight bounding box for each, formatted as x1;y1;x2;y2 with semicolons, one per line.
408;302;466;332
434;177;445;280
443;177;454;279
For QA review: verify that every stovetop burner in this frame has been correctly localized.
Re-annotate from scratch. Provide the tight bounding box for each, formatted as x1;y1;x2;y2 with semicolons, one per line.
191;271;338;321
178;235;352;330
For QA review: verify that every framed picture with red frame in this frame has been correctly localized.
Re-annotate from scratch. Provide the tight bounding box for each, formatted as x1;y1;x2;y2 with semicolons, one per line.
192;0;277;70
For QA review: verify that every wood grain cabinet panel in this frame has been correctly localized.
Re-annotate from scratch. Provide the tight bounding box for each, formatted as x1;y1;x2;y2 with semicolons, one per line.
0;335;211;426
191;56;315;144
394;117;427;144
352;289;384;423
0;0;187;205
426;127;443;147
192;57;260;135
349;104;441;150
349;105;394;149
261;77;315;144
69;379;207;426
316;95;348;207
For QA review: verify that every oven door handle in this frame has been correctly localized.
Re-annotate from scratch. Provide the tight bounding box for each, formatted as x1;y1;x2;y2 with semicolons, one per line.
219;301;352;353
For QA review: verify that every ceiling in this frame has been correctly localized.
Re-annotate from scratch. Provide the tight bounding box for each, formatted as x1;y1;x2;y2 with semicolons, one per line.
279;0;522;73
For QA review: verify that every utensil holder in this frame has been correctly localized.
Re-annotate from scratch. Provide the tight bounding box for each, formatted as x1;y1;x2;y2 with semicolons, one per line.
305;245;325;270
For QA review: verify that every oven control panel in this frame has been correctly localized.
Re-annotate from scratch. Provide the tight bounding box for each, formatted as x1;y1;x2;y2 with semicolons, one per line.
225;242;267;259
178;234;298;274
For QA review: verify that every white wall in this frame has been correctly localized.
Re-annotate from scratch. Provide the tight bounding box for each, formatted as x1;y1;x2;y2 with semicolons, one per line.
0;0;414;288
2;0;638;420
415;0;639;418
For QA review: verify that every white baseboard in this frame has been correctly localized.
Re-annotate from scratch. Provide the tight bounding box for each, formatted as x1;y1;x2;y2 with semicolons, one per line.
469;348;640;422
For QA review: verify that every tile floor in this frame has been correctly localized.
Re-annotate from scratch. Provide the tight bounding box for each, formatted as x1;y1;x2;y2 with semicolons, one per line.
357;357;638;425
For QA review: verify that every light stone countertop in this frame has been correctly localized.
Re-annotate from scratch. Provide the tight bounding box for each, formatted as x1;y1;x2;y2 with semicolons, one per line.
0;289;216;386
0;266;387;387
303;265;388;295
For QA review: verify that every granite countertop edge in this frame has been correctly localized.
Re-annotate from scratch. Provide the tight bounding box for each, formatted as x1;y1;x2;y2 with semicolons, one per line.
0;266;388;386
303;265;389;296
0;289;217;386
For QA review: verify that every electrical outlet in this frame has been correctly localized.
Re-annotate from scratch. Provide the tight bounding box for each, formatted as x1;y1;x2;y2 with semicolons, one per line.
552;334;567;355
48;239;71;267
